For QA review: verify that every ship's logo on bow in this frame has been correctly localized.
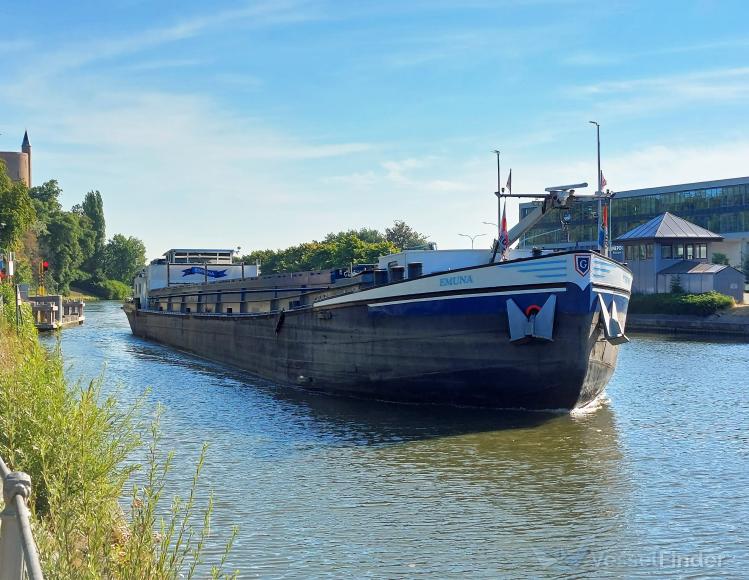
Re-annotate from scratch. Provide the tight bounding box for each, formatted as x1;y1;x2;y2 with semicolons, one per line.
181;266;228;278
574;254;590;276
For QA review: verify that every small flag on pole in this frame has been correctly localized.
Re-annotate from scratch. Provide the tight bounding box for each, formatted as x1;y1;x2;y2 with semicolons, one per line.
499;200;509;260
505;169;512;194
600;170;607;189
599;203;608;248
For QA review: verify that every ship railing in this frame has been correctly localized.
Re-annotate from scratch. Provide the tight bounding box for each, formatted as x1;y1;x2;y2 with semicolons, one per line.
0;457;44;580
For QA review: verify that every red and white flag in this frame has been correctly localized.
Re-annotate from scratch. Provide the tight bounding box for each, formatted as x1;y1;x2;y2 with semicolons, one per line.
505;169;512;194
600;170;607;189
499;200;509;260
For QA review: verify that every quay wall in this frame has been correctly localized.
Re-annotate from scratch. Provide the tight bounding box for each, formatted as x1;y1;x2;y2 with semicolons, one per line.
627;313;749;339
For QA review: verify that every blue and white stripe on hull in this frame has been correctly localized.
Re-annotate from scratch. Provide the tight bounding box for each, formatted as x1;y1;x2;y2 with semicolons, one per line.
125;249;633;411
313;250;632;314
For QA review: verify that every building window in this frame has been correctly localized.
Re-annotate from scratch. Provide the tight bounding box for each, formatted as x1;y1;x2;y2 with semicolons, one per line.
697;243;707;259
662;244;672;259
675;244;684;259
646;244;654;259
686;244;694;260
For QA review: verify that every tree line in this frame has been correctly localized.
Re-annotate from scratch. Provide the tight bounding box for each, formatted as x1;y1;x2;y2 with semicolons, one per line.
239;220;430;274
0;161;146;298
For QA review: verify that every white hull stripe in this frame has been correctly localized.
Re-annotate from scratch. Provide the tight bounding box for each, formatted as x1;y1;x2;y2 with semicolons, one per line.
592;286;630;299
369;287;567;308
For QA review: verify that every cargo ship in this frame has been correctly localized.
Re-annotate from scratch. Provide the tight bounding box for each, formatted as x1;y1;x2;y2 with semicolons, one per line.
124;184;632;411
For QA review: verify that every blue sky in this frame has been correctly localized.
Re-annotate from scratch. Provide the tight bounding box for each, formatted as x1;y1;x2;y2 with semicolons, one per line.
1;0;748;258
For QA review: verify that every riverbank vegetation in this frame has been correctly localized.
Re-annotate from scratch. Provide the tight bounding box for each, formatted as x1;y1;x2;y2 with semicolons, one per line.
0;162;145;298
629;291;735;316
239;220;429;274
0;284;236;578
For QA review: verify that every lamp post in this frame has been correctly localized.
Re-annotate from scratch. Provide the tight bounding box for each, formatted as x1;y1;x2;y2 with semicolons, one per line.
492;150;501;243
458;233;487;249
589;121;603;254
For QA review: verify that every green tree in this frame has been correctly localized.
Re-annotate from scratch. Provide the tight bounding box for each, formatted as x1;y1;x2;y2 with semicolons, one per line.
324;228;385;245
103;234;146;284
385;220;429;250
711;252;730;266
81;191;106;277
28;179;63;225
44;212;85;293
240;230;397;274
0;161;36;251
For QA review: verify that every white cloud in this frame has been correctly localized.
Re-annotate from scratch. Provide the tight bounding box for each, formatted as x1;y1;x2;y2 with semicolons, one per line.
0;39;32;55
562;37;749;67
124;58;208;71
562;66;749;120
577;67;749;97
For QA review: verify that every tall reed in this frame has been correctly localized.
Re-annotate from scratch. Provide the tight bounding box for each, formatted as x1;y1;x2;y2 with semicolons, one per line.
0;284;237;578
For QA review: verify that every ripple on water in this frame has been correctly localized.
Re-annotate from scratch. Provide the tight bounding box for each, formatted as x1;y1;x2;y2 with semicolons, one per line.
42;303;749;577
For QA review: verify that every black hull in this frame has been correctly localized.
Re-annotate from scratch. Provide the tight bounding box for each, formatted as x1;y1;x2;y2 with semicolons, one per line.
124;300;619;411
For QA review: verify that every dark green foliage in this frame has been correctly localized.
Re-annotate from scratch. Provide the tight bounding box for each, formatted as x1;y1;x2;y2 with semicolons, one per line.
0;160;36;250
18;176;146;294
711;252;730;266
669;274;684;294
385;220;429;250
104;234;147;284
242;236;397;274
240;221;427;274
0;293;237;578
74;279;131;300
43;211;85;293
82;190;107;276
629;291;734;316
29;179;63;219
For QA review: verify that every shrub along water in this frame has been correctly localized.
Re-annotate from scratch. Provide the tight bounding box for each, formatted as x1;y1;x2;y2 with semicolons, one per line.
629;291;734;316
0;284;237;578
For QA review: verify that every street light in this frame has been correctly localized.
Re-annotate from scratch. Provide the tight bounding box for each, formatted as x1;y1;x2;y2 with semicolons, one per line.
458;233;487;249
589;120;603;255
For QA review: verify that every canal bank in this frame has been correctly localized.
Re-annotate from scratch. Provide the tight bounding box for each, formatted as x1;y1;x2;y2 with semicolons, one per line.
628;304;749;338
39;301;749;577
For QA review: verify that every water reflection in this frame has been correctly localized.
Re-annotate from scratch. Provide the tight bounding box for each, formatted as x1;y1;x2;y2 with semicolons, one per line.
42;301;748;577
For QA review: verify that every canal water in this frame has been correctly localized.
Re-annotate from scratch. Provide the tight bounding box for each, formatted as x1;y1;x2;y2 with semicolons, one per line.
45;301;748;577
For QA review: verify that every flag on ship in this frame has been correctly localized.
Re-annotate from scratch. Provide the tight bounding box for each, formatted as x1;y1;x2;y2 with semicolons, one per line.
598;203;608;248
499;200;509;260
600;170;607;189
505;169;512;194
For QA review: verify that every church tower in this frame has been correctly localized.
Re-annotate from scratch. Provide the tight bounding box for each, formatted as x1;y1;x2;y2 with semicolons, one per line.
21;131;31;187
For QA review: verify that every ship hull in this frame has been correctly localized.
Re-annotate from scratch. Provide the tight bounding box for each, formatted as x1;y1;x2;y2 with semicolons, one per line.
125;262;629;411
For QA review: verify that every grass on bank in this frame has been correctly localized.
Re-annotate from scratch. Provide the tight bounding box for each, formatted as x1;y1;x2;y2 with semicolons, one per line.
0;284;237;578
72;278;131;300
629;291;735;316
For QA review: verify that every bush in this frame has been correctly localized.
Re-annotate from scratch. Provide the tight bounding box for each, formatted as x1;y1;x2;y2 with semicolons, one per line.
670;275;684;294
74;278;131;300
629;291;734;316
711;252;730;266
0;287;237;578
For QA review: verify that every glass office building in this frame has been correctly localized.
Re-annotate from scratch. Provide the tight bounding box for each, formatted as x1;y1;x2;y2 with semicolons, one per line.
518;176;749;266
